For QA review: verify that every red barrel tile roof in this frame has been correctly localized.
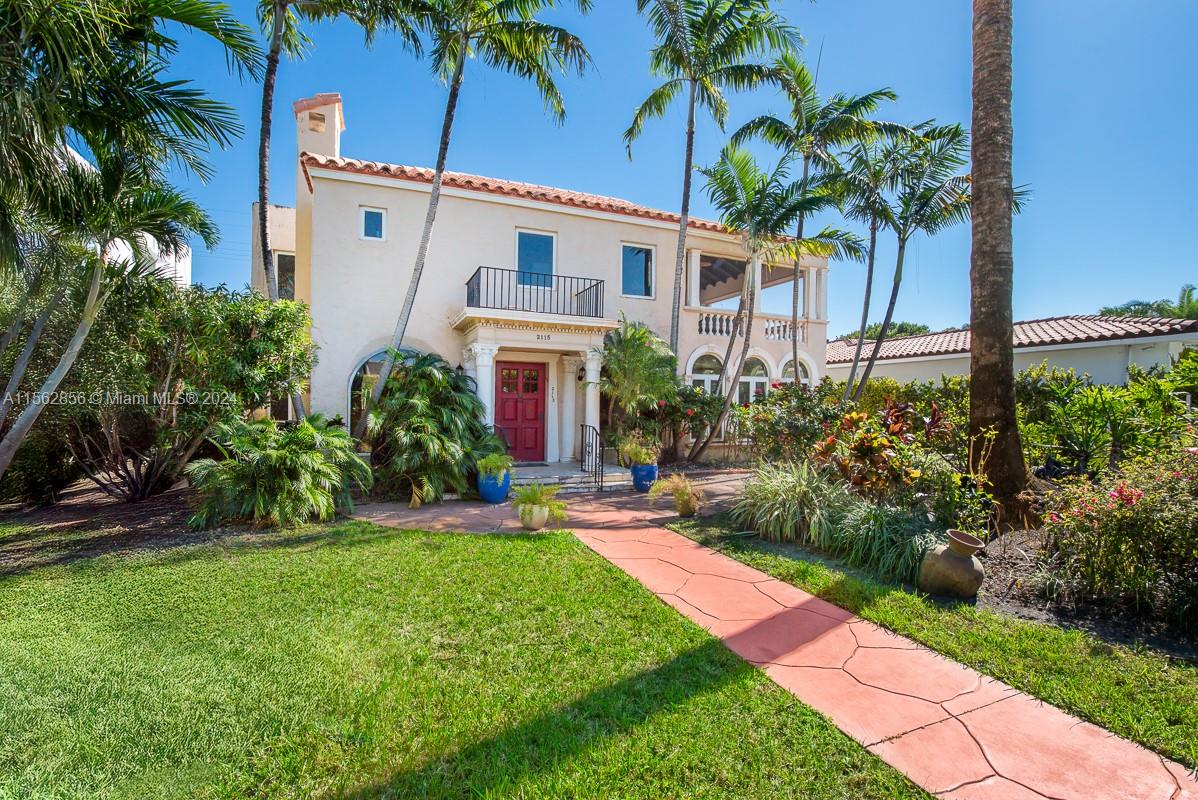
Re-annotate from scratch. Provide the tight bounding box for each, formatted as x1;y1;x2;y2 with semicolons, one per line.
300;152;729;233
826;315;1198;364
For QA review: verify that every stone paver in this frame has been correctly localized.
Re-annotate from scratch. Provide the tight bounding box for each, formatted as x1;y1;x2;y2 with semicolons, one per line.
355;482;1198;800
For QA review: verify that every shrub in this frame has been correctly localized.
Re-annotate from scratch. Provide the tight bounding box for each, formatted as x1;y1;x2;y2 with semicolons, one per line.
739;379;848;463
1043;450;1198;630
0;430;80;506
511;482;568;523
367;352;504;507
186;415;371;529
597;315;678;435
617;435;658;466
648;473;705;516
834;503;944;583
731;462;853;548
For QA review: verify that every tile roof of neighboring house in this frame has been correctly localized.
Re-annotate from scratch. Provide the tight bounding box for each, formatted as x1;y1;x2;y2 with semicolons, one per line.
300;152;729;233
825;315;1198;364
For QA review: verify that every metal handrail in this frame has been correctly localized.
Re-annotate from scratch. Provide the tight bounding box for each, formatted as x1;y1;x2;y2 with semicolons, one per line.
579;423;605;491
466;266;604;318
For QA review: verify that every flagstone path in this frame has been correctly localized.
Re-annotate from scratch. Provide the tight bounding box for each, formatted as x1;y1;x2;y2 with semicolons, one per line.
356;477;1197;800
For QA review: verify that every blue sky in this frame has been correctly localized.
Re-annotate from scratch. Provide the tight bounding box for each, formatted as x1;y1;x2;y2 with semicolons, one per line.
169;0;1196;334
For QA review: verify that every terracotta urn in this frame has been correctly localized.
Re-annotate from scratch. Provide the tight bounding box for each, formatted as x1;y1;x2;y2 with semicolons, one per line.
917;529;985;599
519;504;549;531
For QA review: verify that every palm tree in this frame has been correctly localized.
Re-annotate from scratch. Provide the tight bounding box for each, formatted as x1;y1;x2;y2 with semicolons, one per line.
627;0;797;355
256;0;418;301
689;146;860;462
731;51;901;380
0;0;253;482
969;0;1026;520
1100;284;1198;319
595;315;679;432
853;125;973;401
0;158;217;478
834;137;904;401
353;0;592;440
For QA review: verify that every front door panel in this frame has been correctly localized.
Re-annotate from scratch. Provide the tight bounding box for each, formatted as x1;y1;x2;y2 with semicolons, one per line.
496;361;546;462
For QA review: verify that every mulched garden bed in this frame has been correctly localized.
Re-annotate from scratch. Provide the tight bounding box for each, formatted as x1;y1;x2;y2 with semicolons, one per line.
979;529;1196;661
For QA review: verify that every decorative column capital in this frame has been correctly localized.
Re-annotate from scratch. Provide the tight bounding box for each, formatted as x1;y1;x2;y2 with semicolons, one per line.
465;343;501;364
584;349;602;381
561;354;585;370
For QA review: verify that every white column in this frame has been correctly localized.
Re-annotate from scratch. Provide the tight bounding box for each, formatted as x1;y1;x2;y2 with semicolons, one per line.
469;343;500;426
561;355;583;461
818;268;829;320
687;249;702;307
546;357;560;463
584;350;602;434
804;266;816;320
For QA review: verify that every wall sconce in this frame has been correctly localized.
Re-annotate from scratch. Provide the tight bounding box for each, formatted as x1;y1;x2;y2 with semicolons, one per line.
577;366;586;382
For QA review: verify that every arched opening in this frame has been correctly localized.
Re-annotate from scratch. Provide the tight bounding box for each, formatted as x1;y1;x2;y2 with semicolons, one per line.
782;359;812;387
737;357;769;404
689;353;723;395
349;351;389;434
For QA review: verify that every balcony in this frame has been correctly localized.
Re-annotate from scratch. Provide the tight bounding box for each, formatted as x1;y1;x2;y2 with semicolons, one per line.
466;266;605;319
690;307;807;343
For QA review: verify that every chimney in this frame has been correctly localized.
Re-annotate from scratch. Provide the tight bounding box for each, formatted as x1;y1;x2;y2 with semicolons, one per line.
293;93;344;158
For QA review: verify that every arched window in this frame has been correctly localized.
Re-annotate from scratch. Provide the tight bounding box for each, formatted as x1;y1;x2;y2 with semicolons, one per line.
782;359;811;387
690;353;723;395
737;357;769;404
349;351;388;434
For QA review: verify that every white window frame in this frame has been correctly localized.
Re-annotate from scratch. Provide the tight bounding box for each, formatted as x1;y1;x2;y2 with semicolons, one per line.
737;357;770;404
359;206;386;241
619;241;656;300
514;227;557;287
274;250;296;301
781;358;812;388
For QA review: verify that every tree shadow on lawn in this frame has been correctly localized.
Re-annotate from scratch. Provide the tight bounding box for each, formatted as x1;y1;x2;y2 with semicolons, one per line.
330;638;768;800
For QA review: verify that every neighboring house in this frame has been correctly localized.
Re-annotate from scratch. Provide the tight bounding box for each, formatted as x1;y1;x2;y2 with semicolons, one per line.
253;93;830;463
825;316;1198;385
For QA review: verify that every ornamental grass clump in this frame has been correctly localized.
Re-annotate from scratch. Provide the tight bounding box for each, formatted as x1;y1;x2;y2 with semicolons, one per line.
187;415;371;529
1043;450;1198;630
648;473;705;517
731;462;853;549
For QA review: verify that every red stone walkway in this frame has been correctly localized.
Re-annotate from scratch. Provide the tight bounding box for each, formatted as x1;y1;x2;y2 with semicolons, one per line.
356;486;1198;800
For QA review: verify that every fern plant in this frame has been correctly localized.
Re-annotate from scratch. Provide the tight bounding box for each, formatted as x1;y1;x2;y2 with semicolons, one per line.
366;351;504;507
186;415;371;529
511;482;568;523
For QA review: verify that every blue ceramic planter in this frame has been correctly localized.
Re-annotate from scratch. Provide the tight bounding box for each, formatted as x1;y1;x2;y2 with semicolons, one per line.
477;470;511;504
630;463;658;493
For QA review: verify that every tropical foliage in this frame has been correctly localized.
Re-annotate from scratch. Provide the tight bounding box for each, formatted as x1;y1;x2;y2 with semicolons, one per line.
511;482;568;522
366;351;504;507
187;415;371;529
597;315;678;432
1099;284;1198;320
628;0;797;352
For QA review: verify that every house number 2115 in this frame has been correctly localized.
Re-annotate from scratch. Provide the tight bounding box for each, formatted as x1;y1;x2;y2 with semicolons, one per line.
536;334;552;341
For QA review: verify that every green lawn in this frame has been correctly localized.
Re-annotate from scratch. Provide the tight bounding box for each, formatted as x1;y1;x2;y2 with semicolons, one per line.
0;519;928;800
669;513;1198;771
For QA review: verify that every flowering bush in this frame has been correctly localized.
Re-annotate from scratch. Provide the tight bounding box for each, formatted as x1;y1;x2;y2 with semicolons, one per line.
1043;450;1198;630
738;379;849;463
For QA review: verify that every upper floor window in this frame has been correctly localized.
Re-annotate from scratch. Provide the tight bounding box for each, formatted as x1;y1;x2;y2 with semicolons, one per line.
276;252;295;301
516;229;554;287
621;243;654;298
361;207;385;240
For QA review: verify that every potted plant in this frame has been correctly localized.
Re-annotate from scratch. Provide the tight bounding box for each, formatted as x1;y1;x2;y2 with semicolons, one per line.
476;453;514;504
619;438;659;492
511;483;568;531
648;473;705;517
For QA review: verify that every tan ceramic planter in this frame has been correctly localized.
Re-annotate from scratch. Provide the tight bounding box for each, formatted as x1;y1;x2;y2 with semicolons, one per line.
519;504;549;531
917;529;985;598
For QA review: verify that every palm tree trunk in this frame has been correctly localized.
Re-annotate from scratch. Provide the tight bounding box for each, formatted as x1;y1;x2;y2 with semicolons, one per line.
0;288;63;431
686;292;745;462
353;37;469;441
852;236;905;402
0;264;104;480
668;79;698;355
691;254;758;463
258;2;284;303
843;220;879;402
969;0;1026;521
791;156;809;379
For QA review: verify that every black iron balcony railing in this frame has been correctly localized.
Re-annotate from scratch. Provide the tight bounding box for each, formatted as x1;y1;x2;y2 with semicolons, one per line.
465;266;604;319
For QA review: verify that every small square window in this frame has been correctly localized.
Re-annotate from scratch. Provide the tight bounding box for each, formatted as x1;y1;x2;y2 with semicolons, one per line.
621;243;654;297
361;208;385;240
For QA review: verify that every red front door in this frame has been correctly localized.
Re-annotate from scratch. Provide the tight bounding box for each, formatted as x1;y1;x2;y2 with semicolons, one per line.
496;361;546;462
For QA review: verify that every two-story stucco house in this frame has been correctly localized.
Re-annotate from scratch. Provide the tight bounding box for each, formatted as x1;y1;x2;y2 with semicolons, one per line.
253;93;830;464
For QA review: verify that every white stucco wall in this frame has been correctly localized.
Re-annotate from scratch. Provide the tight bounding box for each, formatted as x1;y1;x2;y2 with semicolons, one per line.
825;339;1189;386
